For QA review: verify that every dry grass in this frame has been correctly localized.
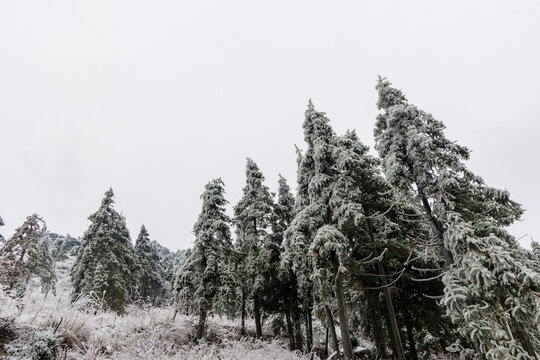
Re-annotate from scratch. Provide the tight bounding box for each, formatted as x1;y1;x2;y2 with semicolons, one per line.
4;258;318;360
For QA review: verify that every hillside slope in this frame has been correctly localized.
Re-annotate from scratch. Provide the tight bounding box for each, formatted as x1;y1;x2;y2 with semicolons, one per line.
1;257;318;360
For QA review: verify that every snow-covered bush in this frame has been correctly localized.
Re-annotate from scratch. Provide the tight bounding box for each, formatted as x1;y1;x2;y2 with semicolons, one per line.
5;328;60;360
0;284;21;328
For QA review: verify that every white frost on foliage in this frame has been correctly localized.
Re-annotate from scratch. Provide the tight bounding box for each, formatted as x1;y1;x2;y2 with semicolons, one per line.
5;256;318;360
0;284;21;325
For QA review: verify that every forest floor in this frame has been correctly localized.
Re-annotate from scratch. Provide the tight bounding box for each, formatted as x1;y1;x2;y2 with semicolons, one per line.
0;258;331;359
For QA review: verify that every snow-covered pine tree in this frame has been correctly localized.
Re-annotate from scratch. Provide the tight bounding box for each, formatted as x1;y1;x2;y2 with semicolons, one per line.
272;175;303;351
274;175;295;240
173;248;196;315
176;179;233;339
248;174;302;349
49;233;80;262
70;189;138;314
0;214;48;295
233;158;275;338
214;256;239;320
367;199;457;359
331;129;455;359
284;101;360;359
134;225;165;305
25;235;56;295
282;105;322;352
374;77;540;359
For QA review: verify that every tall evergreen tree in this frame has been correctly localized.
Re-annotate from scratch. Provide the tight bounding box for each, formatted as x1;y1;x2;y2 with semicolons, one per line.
233;158;275;338
285;102;360;358
286;101;430;359
374;77;540;359
176;179;233;339
272;175;303;351
282;106;321;352
70;189;138;313
134;225;165;305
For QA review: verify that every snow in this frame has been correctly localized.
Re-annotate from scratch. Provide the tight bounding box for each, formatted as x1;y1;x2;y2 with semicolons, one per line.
3;257;319;360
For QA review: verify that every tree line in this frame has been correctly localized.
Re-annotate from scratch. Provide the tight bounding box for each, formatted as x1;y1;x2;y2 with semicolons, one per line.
2;78;540;360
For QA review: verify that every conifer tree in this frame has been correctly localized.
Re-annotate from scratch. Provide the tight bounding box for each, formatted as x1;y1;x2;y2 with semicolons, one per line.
215;258;239;319
233;158;275;338
70;189;138;313
173;248;196;315
282;109;321;352
49;233;80;262
374;77;540;359
286;101;429;359
26;235;56;295
154;243;187;302
0;214;49;295
272;175;303;350
176;179;233;339
285;102;359;358
134;225;165;305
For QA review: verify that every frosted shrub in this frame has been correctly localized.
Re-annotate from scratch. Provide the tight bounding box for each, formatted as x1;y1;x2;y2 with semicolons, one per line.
0;284;21;327
5;328;60;360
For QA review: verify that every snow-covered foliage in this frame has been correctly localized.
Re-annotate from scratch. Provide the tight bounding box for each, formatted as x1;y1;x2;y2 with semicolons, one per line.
70;189;138;314
3;78;536;360
284;101;391;359
374;77;539;359
28;235;57;295
2;256;316;360
134;225;166;305
0;214;51;296
0;283;21;328
175;178;234;339
153;242;186;301
233;158;276;338
49;233;80;262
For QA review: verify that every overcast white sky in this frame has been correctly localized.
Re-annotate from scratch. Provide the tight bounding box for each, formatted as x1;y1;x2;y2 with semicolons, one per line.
1;1;539;250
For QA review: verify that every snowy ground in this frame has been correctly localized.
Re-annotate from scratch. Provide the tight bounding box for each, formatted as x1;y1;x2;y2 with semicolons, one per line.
1;258;319;360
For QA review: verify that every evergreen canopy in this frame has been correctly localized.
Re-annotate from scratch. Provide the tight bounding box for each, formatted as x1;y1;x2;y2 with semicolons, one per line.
70;188;138;313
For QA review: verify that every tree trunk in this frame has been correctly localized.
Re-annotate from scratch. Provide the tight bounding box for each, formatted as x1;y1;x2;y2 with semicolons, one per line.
292;288;303;352
418;192;453;265
404;310;419;360
196;310;207;340
366;218;406;360
304;306;312;352
286;308;296;350
254;293;262;338
331;253;354;360
325;304;341;359
241;288;247;336
307;307;313;352
324;326;329;358
367;293;387;360
510;317;538;360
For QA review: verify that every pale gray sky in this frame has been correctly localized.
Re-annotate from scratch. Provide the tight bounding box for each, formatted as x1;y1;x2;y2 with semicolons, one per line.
1;1;539;250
